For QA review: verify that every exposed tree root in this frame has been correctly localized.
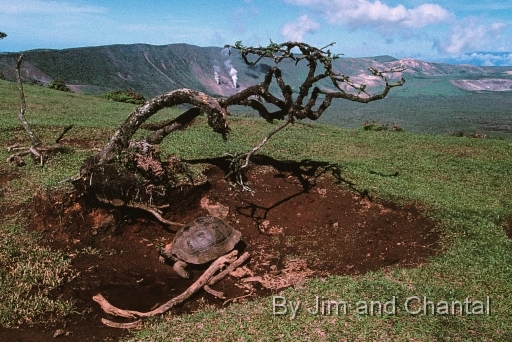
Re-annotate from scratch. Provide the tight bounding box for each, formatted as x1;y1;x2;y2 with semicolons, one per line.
100;319;142;330
93;250;250;328
125;201;186;228
207;251;250;286
94;193;186;229
203;285;226;299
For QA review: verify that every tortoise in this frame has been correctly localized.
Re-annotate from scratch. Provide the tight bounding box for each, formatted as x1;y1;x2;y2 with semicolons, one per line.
159;216;242;279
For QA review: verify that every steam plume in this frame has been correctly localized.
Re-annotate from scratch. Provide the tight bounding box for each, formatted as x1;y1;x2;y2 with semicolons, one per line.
224;59;238;88
213;65;220;85
212;47;238;88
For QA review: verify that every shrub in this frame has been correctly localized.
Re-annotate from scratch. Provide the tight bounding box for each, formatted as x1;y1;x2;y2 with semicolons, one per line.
363;120;388;131
362;120;403;132
450;131;487;139
48;79;71;92
101;90;146;105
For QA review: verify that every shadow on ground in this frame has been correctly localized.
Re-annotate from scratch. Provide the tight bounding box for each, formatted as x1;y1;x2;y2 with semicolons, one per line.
0;158;440;341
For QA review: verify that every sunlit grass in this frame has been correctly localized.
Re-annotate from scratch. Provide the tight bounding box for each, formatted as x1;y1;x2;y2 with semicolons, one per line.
0;80;511;339
0;221;77;327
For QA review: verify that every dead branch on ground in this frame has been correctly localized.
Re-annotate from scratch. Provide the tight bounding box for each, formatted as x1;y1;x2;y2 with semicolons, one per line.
93;250;250;328
15;54;41;147
7;55;73;166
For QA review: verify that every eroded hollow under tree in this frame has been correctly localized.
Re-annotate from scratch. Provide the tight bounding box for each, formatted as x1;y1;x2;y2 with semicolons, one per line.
33;157;440;311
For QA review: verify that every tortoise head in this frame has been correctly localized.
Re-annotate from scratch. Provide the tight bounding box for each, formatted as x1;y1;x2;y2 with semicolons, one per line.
159;243;176;261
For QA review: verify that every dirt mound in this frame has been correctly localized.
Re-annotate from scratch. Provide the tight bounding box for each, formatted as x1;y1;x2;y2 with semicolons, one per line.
2;159;440;341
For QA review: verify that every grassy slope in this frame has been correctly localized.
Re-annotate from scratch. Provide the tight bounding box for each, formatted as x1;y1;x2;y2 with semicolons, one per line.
1;80;512;340
3;44;512;138
315;77;512;138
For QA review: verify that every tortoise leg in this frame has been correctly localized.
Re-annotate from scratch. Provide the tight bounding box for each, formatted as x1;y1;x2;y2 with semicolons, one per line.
173;260;191;279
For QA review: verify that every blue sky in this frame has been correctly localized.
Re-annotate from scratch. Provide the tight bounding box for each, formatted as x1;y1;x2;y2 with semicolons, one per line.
1;0;511;66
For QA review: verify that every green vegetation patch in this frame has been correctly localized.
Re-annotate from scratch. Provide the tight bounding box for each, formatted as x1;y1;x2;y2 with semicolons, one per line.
101;89;147;105
0;80;512;339
0;221;77;327
47;79;71;92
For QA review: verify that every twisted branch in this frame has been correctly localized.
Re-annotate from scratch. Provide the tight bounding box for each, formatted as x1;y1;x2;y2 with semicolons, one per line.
94;251;250;328
8;55;73;166
15;55;41;147
219;41;406;188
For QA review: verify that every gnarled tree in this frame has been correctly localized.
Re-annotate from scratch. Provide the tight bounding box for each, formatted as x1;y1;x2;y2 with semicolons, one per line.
75;41;405;226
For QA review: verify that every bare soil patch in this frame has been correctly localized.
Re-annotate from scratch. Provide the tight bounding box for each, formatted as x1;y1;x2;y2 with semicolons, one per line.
0;158;439;341
505;217;512;240
0;171;17;198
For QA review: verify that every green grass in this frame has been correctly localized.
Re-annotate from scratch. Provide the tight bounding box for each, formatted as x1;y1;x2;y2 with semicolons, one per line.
0;220;77;327
315;78;512;139
1;80;512;340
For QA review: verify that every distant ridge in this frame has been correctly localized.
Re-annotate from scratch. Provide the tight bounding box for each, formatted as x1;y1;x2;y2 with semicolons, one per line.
1;43;511;97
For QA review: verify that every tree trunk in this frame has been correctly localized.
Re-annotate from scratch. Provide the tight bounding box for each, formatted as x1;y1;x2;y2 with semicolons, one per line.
97;89;229;164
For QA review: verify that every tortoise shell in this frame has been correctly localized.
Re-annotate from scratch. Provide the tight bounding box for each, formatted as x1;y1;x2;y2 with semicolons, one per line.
171;216;241;264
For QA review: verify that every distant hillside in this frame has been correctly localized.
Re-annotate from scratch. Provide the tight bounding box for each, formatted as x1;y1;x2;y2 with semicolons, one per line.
1;43;511;98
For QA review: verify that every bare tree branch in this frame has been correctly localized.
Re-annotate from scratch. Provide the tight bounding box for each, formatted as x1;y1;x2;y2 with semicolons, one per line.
97;89;230;164
217;41;406;187
15;55;41;147
76;40;406;214
145;107;201;144
228;116;293;190
95;41;405;170
8;55;74;166
93;250;247;328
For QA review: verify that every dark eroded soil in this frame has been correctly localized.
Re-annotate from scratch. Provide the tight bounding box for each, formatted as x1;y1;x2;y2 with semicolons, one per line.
0;159;440;341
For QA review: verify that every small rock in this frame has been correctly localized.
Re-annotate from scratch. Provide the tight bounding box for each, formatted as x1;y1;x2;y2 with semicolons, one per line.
53;329;66;338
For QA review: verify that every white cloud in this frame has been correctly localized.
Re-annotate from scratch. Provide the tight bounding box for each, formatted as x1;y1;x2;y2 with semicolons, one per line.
281;15;320;42
285;0;452;33
435;19;507;55
447;52;512;67
0;0;106;14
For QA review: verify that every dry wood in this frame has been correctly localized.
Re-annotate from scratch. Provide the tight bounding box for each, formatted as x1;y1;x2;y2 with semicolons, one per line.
207;251;250;286
15;54;41;147
7;144;22;151
100;318;142;329
8;55;74;166
144;107;201;144
94;193;185;228
202;251;251;300
94;250;241;328
203;285;225;299
55;125;74;143
10;154;26;166
228;117;292;190
97;89;230;164
125;201;186;228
